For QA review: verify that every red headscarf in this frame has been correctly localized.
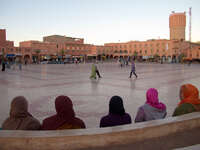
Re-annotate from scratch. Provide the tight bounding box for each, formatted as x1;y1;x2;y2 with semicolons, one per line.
178;84;200;106
42;95;76;130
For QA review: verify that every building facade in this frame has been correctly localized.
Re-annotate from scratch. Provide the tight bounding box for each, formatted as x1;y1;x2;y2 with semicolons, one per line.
0;11;200;63
169;12;186;40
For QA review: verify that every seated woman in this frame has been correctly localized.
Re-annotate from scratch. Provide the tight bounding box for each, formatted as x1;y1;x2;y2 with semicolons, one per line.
2;96;41;130
172;84;200;116
100;96;132;127
42;95;85;130
135;88;167;123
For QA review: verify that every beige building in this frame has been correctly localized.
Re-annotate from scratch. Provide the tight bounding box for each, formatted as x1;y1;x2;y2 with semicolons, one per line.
169;12;186;40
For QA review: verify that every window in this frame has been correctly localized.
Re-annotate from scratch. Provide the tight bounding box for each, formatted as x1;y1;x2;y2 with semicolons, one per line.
145;50;147;54
129;45;132;48
134;44;137;48
157;49;159;53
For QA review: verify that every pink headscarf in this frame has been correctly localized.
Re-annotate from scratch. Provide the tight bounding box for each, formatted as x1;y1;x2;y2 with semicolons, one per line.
146;88;166;110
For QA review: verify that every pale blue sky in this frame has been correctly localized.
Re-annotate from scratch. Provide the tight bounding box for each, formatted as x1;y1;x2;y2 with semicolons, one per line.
1;0;200;46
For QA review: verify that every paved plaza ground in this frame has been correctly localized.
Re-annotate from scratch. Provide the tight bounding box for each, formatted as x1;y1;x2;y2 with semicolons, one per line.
0;62;200;128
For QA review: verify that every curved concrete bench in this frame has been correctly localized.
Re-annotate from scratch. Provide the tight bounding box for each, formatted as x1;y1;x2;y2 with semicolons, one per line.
0;112;200;150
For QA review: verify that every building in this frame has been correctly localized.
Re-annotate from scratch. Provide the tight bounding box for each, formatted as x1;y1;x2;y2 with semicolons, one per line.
0;11;200;63
43;35;84;44
0;29;14;47
169;12;186;40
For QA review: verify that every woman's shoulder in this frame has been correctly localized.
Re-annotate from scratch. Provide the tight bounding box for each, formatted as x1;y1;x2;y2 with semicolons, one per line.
74;117;86;128
26;116;41;130
172;103;196;117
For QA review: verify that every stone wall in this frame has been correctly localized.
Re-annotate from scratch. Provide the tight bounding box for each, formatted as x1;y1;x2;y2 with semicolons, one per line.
0;112;200;150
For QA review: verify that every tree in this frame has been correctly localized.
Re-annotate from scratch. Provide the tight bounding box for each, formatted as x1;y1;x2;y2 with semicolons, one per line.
61;49;65;61
178;53;185;63
35;49;41;63
133;51;138;57
153;53;160;62
133;51;138;60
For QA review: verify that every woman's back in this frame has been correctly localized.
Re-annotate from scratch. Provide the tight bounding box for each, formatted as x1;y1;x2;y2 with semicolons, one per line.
135;104;166;122
100;113;131;127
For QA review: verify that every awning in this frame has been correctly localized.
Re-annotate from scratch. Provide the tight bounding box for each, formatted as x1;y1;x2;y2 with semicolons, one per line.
65;55;71;58
87;54;96;57
16;53;22;56
6;54;15;57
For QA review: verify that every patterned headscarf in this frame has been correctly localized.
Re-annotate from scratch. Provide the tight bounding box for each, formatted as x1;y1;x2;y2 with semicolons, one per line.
146;88;166;110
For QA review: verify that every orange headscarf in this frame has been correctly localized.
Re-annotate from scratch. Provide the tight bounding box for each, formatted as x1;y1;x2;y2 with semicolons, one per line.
179;84;200;106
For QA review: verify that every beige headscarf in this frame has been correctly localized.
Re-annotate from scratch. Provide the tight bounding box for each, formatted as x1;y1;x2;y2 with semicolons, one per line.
2;96;41;130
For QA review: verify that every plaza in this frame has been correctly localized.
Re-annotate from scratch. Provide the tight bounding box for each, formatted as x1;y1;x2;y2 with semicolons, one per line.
0;62;199;128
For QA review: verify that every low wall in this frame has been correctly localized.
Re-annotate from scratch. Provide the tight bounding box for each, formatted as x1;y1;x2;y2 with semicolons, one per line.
0;112;200;150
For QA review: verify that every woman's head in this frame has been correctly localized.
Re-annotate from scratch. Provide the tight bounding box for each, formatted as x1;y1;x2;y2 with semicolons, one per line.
109;96;125;115
179;84;199;101
146;88;166;110
55;95;75;119
10;96;29;118
146;88;159;104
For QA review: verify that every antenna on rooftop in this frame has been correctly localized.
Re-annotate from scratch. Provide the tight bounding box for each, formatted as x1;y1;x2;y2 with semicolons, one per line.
189;7;192;42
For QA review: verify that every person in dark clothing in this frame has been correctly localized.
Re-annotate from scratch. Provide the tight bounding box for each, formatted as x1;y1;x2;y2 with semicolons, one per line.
95;64;102;78
2;59;6;71
42;95;85;130
100;96;132;127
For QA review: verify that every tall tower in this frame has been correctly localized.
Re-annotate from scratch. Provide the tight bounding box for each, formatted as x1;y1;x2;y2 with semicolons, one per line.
0;29;6;42
169;11;186;40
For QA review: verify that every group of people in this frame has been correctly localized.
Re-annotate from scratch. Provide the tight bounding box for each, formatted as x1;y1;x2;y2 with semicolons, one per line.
1;83;200;130
90;60;138;79
1;58;23;71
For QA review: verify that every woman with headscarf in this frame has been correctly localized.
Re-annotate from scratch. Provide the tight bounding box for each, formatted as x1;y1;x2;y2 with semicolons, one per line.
90;63;97;79
42;95;85;130
100;96;132;127
135;88;167;123
172;84;200;116
2;96;41;130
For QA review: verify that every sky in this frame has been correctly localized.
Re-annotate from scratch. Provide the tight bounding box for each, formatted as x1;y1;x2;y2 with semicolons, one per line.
1;0;200;46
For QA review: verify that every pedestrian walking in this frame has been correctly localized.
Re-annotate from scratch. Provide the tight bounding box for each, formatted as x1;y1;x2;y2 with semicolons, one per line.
129;60;138;78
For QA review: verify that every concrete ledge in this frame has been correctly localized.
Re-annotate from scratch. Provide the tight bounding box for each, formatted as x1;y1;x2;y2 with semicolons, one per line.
0;112;200;150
